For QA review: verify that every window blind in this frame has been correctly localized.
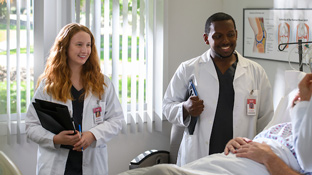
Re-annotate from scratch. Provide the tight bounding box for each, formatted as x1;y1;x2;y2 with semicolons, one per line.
76;0;164;133
1;0;34;143
1;0;163;141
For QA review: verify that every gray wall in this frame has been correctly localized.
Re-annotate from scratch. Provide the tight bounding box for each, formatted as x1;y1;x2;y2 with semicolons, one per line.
1;0;312;175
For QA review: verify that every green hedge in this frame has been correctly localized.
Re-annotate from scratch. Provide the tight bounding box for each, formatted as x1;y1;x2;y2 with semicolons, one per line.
0;81;34;114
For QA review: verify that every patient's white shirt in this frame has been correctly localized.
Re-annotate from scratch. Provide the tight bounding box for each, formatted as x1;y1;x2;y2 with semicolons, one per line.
253;123;302;172
291;101;312;174
254;101;312;175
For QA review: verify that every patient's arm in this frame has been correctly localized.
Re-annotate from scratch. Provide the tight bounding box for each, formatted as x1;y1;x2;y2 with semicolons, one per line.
236;142;302;175
297;74;312;101
291;73;312;172
224;137;251;155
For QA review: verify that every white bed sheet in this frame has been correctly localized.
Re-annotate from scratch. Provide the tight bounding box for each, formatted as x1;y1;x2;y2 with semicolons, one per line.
119;153;271;175
119;136;302;175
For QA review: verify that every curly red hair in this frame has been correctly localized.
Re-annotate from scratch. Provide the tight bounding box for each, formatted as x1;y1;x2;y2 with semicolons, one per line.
37;23;106;102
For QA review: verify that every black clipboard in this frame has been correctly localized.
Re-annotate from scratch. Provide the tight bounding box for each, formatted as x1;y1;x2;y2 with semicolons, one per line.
32;99;76;134
188;80;198;135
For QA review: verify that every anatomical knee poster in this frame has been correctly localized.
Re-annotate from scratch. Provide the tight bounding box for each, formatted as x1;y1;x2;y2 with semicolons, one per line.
243;8;312;63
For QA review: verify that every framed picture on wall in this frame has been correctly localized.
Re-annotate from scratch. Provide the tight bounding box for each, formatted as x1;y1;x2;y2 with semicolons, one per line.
243;8;312;63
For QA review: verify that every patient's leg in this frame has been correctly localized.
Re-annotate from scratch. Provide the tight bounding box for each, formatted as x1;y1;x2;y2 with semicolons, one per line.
120;154;270;175
183;153;270;175
143;164;198;175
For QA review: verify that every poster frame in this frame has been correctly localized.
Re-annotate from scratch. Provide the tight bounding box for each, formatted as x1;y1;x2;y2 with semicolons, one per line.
243;8;312;63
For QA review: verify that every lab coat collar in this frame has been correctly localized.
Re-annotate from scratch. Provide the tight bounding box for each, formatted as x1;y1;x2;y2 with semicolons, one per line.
234;52;249;80
199;49;249;80
83;91;93;106
199;49;246;66
199;49;211;64
199;49;218;80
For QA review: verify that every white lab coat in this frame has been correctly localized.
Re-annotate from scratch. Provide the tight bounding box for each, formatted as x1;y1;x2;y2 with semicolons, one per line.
163;49;274;166
26;75;124;175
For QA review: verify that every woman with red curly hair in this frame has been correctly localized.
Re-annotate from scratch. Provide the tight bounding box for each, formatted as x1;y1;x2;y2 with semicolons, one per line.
26;23;124;175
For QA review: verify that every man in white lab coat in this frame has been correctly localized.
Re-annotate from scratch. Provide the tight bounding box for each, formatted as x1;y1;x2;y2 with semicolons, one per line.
163;12;274;166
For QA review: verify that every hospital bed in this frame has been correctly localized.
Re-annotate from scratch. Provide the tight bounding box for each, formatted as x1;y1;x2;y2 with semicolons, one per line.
123;70;306;175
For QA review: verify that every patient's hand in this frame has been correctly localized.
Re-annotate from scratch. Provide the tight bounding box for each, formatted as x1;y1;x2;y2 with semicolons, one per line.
235;142;274;164
224;137;252;155
298;73;312;101
292;93;300;107
236;142;302;175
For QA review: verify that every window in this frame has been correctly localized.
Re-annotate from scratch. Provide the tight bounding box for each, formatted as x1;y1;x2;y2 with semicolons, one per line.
1;0;163;138
0;0;34;137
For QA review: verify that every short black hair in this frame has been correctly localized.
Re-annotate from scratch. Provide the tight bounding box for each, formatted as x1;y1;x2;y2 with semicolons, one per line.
204;12;236;34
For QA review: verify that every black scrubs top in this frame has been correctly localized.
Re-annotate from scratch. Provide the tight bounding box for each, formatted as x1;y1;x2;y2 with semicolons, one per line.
209;55;238;155
64;86;84;175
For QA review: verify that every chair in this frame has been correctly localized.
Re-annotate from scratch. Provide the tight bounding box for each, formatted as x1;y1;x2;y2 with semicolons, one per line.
129;124;185;169
0;151;22;175
129;150;170;169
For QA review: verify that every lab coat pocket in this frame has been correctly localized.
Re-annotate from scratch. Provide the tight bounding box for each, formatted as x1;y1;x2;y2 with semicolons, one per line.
100;101;106;117
251;89;259;97
180;133;199;165
84;144;108;175
88;140;107;149
95;142;107;148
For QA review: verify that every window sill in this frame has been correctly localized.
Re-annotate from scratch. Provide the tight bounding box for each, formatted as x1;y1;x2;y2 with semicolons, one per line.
0;121;26;136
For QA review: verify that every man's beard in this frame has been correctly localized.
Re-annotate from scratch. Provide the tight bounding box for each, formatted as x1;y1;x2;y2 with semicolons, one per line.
214;50;235;59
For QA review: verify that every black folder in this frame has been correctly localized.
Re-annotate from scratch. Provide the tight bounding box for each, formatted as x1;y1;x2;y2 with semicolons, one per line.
187;80;198;135
33;99;76;134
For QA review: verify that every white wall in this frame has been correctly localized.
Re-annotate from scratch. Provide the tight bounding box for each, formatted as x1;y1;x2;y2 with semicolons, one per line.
163;0;223;87
1;0;312;175
164;0;310;110
107;121;171;174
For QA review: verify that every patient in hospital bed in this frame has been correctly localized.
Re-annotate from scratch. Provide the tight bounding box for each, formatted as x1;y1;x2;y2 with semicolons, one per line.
119;73;312;175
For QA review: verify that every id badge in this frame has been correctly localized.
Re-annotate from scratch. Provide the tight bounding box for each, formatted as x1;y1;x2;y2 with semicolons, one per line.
93;100;104;124
247;90;257;116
